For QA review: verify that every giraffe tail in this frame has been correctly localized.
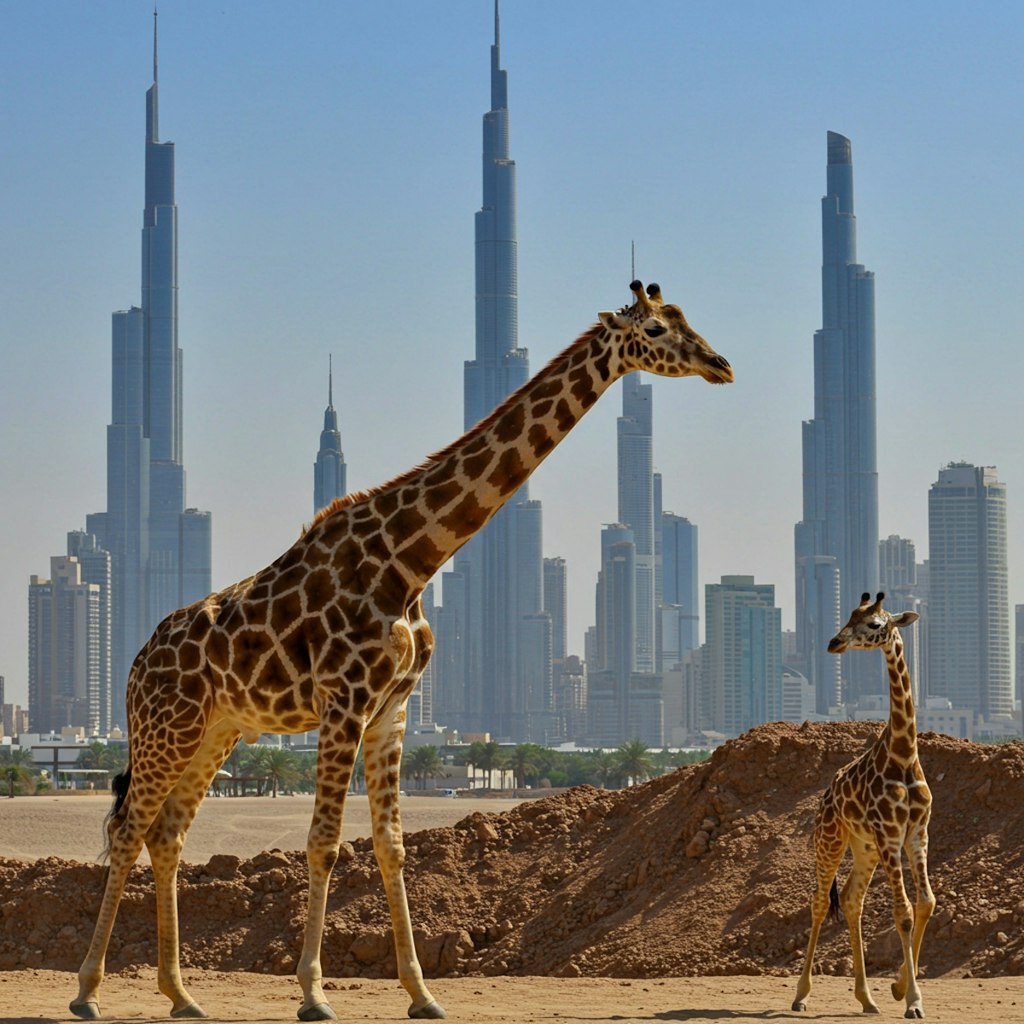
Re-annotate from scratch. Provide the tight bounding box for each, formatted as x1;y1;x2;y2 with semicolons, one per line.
99;762;133;862
827;876;841;923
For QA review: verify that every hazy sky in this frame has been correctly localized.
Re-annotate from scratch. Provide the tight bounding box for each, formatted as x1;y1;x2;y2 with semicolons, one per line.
2;1;1022;710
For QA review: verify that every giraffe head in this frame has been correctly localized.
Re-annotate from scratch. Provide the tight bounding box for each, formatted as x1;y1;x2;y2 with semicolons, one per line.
598;280;733;384
827;591;919;654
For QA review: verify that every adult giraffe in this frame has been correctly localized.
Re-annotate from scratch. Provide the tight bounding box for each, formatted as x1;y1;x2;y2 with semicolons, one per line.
71;281;732;1021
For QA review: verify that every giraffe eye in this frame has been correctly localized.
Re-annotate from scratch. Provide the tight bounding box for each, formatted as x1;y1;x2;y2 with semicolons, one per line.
644;324;667;338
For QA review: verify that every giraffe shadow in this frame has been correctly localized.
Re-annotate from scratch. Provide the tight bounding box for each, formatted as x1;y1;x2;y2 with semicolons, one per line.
653;1011;860;1021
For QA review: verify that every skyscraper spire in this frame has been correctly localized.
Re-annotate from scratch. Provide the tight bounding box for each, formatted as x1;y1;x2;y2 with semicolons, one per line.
314;356;346;515
153;6;159;85
795;131;879;710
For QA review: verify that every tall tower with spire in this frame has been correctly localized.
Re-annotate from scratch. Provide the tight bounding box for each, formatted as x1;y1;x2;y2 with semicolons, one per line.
440;1;551;742
795;131;879;710
86;11;211;728
314;356;347;514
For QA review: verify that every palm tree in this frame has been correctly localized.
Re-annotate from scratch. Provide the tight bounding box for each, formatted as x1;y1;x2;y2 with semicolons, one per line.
476;741;506;791
1;748;39;798
590;750;621;789
76;742;108;771
465;741;486;791
405;745;448;791
509;744;542;791
616;738;655;786
261;747;300;797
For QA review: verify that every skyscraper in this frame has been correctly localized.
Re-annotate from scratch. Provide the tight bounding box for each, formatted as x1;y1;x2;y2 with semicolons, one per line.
66;531;112;733
617;375;656;672
446;1;547;741
28;557;103;735
86;13;211;726
795;131;879;705
661;512;699;669
314;357;347;514
927;463;1012;722
705;575;782;738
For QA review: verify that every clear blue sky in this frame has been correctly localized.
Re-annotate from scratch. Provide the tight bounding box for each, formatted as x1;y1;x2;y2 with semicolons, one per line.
2;1;1022;710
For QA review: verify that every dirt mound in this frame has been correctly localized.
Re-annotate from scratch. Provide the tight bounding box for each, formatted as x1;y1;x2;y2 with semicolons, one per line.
2;722;1022;980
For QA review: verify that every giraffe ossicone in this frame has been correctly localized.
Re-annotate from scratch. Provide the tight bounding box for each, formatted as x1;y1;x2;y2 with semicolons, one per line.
70;281;731;1021
793;592;935;1019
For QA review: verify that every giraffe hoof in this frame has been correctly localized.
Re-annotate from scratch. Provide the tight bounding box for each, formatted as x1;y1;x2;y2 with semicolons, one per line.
408;1000;447;1019
297;1003;338;1021
791;1000;807;1012
171;1003;208;1019
904;1008;924;1019
69;1000;102;1019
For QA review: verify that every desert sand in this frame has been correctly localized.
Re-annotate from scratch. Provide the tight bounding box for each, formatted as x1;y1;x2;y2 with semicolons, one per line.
1;722;1022;1022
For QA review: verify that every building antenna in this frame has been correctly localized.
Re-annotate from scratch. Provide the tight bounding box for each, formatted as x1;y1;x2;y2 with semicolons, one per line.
153;6;159;84
328;354;334;407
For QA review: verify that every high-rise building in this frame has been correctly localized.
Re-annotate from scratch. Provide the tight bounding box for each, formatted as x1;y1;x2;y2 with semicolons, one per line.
1015;605;1024;712
617;375;656;673
28;558;103;734
444;1;547;741
927;463;1012;721
588;524;664;746
704;575;782;738
660;512;699;670
795;131;879;704
314;357;347;515
878;534;924;701
65;531;112;733
85;13;211;727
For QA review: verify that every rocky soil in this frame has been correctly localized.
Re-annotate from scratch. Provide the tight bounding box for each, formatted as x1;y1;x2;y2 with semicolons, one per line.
2;721;1022;981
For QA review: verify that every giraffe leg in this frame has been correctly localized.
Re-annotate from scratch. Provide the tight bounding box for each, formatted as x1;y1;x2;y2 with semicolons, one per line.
364;702;445;1019
892;826;934;1015
841;841;880;1014
71;751;195;1017
793;811;846;1012
892;827;933;1003
876;840;922;1018
295;714;360;1022
146;720;241;1018
70;813;150;1020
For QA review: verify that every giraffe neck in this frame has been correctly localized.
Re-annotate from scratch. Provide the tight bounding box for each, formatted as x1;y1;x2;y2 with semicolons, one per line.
317;323;628;598
882;628;917;760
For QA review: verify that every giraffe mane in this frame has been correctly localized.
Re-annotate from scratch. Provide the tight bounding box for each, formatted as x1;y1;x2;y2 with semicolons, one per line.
302;322;607;538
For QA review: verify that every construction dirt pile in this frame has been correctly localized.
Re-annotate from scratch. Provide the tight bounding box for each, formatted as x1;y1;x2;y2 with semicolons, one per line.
1;721;1022;980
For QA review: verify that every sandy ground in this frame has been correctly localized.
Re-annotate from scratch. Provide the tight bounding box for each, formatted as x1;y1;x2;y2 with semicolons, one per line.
0;792;525;865
1;969;1022;1023
3;780;1022;1022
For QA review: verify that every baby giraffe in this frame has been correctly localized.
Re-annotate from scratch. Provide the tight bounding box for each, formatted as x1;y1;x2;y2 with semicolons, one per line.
793;592;935;1019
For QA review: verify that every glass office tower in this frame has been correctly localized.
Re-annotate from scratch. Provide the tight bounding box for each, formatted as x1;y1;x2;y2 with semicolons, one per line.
87;14;211;727
450;2;547;741
928;463;1012;721
795;131;879;706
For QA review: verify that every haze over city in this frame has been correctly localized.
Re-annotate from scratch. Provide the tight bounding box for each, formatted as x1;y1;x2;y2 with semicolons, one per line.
2;0;1022;710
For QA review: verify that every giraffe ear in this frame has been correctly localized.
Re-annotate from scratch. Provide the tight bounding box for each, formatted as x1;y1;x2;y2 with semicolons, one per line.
599;310;631;330
891;611;919;629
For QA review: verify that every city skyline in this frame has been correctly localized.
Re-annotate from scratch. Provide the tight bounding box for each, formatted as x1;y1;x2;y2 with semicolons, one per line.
3;3;1023;710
